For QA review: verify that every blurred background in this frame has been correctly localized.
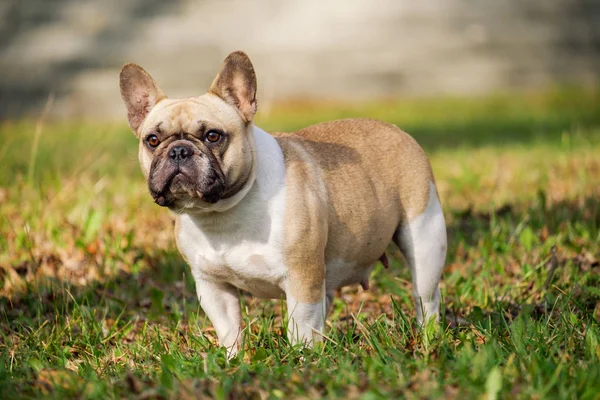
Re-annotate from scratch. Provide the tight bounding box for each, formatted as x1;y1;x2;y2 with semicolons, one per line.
1;0;599;120
1;2;600;396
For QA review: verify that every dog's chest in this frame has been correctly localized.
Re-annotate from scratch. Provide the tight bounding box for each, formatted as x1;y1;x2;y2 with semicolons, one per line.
176;190;287;299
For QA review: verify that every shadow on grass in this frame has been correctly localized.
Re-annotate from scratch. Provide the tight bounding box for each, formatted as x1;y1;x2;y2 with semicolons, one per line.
2;193;598;338
0;248;195;328
1;192;599;399
408;113;600;151
258;88;600;151
444;193;599;330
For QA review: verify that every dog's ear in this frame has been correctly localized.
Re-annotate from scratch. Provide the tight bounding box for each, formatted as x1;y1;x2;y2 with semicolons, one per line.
208;51;257;123
120;63;166;135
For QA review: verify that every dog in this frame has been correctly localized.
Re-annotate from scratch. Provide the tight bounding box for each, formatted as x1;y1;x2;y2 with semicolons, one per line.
119;51;447;357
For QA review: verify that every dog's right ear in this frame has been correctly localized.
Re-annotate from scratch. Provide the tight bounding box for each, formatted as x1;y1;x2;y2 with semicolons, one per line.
119;63;166;135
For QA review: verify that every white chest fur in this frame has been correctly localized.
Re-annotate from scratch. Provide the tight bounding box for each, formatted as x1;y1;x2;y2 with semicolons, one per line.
176;126;288;298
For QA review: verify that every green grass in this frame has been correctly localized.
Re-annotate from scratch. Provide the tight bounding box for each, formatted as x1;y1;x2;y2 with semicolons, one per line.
1;88;599;399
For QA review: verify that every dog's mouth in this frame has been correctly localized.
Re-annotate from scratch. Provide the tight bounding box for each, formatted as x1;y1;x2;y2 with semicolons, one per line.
150;168;224;208
151;169;179;207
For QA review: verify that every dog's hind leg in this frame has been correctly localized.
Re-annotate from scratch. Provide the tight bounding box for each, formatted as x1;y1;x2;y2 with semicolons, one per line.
394;181;447;324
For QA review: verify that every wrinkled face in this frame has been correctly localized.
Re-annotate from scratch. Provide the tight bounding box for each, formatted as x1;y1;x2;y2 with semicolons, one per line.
120;51;259;213
138;94;255;212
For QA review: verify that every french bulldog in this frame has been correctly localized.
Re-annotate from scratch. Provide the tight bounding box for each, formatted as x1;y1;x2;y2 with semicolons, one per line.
119;51;447;357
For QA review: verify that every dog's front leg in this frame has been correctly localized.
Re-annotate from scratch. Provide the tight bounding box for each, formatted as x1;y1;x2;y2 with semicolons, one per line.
194;277;242;357
285;278;327;347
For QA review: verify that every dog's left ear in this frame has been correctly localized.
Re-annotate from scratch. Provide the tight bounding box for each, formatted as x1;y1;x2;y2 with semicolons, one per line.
120;63;167;136
209;51;257;123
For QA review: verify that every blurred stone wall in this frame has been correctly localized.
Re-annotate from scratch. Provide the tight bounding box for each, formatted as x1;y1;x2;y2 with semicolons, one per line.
0;0;598;119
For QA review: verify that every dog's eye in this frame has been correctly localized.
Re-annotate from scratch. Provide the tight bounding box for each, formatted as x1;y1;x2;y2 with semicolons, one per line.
205;130;221;143
146;134;160;148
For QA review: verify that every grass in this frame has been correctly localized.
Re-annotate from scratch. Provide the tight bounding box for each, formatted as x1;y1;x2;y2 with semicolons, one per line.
1;87;600;399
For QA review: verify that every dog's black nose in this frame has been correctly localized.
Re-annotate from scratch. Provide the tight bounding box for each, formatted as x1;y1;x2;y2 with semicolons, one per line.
169;146;191;163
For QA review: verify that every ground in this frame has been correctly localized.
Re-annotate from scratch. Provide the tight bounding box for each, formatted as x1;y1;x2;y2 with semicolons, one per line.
0;88;599;399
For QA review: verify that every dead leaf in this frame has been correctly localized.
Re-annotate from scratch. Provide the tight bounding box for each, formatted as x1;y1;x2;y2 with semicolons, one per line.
37;368;82;394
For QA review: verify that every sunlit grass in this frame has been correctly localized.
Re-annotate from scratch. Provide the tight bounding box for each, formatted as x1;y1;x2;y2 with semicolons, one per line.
1;88;599;398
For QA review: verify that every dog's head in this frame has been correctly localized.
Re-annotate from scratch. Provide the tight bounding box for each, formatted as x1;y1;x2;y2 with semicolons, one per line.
119;51;258;213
